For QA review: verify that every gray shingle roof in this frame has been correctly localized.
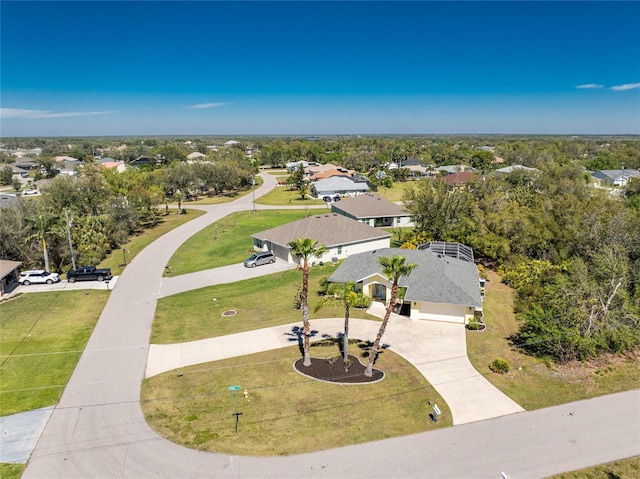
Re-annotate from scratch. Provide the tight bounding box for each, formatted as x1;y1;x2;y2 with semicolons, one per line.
591;169;640;182
331;193;407;219
252;213;390;248
328;248;481;307
312;176;370;193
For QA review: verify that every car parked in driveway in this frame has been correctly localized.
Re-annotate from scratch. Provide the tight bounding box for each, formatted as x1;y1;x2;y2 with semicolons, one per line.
22;189;39;196
18;270;61;285
244;251;276;268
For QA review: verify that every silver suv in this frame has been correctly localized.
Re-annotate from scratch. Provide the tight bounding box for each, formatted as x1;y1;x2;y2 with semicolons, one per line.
244;251;276;268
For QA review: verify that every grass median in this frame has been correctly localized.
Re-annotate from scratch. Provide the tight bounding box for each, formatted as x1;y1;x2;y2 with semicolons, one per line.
152;264;379;343
0;290;110;416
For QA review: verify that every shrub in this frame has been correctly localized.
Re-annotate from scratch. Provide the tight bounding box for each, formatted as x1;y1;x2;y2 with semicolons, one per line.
489;358;510;374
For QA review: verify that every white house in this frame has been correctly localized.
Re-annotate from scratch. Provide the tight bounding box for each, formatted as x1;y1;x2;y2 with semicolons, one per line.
331;193;413;228
311;177;369;198
251;213;390;265
591;169;640;187
328;245;482;324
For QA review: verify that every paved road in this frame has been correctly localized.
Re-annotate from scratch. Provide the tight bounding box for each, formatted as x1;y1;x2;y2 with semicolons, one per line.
23;172;640;478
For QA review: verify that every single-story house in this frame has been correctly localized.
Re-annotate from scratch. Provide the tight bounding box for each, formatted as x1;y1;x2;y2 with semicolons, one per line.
54;156;80;163
405;164;433;180
0;259;23;295
331;193;413;228
591;169;640;187
251;213;391;265
99;161;127;173
13;159;39;170
436;165;474;175
309;168;352;182
328;245;482;324
437;171;480;186
493;165;540;174
0;193;19;209
187;152;207;160
311;177;369;198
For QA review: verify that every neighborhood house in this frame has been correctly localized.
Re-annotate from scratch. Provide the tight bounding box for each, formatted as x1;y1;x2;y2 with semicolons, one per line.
251;213;390;264
330;193;414;228
328;244;482;324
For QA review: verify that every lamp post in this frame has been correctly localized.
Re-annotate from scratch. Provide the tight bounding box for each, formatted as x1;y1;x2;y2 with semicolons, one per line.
252;177;256;213
65;209;77;270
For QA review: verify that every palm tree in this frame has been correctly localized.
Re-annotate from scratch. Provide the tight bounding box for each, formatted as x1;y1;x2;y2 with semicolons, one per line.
288;238;327;366
314;281;367;371
364;255;417;377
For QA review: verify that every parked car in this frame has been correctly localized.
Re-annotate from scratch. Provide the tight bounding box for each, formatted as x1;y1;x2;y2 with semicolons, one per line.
19;270;61;285
67;266;113;282
322;196;332;202
244;251;276;268
333;196;341;202
22;189;39;196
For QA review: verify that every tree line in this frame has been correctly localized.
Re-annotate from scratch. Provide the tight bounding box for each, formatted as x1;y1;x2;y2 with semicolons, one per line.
402;163;640;363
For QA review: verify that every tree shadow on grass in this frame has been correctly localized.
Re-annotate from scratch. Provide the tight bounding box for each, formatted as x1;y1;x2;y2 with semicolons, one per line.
284;325;319;357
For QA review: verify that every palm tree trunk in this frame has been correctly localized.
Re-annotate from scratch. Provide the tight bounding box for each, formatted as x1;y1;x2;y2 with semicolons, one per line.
343;305;350;371
302;265;311;367
364;284;397;377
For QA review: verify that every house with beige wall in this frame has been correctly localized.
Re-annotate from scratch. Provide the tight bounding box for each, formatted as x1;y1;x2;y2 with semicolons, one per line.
328;246;482;324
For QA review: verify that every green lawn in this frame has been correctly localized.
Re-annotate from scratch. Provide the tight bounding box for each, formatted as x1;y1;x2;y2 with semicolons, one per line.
0;290;110;416
99;208;206;276
178;180;258;205
141;342;451;456
0;464;24;479
546;456;640;479
254;185;326;206
152;264;379;344
372;181;414;202
164;209;319;276
466;270;640;410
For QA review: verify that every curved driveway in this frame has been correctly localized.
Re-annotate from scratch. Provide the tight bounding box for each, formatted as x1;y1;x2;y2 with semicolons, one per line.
24;172;640;478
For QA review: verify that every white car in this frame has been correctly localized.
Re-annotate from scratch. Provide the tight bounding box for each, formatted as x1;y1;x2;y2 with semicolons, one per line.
19;270;61;285
22;189;39;196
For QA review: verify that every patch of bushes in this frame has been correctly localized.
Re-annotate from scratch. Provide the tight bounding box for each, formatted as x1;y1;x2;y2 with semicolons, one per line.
489;357;510;374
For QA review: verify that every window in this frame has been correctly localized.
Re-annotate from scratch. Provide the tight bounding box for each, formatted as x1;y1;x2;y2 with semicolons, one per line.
337;246;342;255
255;239;263;248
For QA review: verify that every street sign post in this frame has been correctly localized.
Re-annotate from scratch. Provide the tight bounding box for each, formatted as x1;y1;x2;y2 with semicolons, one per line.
228;385;241;433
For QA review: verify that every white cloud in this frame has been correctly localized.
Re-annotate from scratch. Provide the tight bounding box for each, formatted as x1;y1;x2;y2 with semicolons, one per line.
188;102;229;109
0;108;114;119
576;83;604;89
610;82;640;91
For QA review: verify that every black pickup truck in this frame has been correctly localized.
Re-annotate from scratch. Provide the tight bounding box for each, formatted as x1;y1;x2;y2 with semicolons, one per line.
67;266;113;283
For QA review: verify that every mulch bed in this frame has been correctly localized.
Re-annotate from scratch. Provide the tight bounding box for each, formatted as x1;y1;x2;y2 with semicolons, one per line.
294;354;384;384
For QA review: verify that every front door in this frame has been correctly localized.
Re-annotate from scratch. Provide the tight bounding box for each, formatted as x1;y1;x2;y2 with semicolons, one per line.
372;283;387;301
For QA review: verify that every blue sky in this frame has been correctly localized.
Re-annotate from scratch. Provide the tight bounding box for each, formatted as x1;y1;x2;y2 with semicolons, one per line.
1;1;639;136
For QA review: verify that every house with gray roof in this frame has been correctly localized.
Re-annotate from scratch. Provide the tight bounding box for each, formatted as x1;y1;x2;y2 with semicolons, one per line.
330;193;413;228
251;213;390;264
591;169;640;187
493;164;540;174
310;176;369;198
328;246;482;324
